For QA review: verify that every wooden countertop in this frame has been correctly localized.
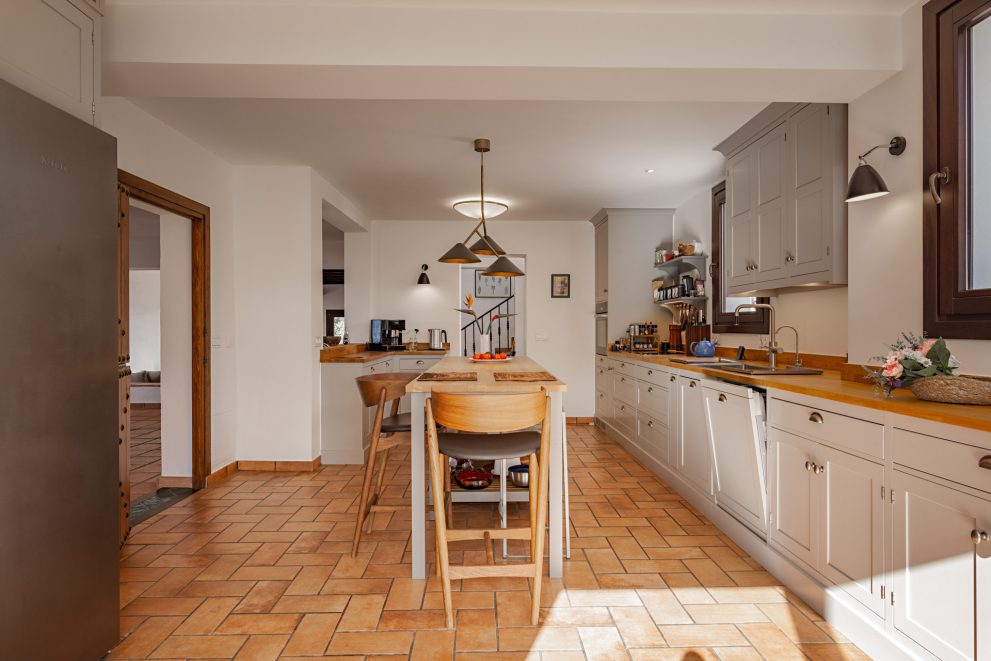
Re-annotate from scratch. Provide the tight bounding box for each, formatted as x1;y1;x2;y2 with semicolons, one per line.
407;356;567;393
320;345;448;364
607;351;991;433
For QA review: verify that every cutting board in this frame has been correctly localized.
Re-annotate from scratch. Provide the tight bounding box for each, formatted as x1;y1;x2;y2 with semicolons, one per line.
417;372;478;382
493;371;556;382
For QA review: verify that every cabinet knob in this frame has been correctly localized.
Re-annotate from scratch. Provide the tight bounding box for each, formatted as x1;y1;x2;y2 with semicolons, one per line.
648;370;653;375
647;387;653;393
620;405;625;411
809;412;824;424
689;381;697;388
979;455;991;470
805;460;814;472
718;393;727;402
621;377;626;382
785;252;795;263
670;376;676;382
647;420;654;428
971;529;989;545
416;360;424;365
814;464;825;476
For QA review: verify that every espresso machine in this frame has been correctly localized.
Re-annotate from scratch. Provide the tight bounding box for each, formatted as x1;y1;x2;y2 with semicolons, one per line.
368;319;406;351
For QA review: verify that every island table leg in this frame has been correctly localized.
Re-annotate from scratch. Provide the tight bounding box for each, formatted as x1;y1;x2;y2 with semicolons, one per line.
411;391;427;579
548;390;564;578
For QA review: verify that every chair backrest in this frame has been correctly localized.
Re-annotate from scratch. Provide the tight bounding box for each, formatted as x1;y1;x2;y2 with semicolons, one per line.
429;391;547;433
355;372;417;408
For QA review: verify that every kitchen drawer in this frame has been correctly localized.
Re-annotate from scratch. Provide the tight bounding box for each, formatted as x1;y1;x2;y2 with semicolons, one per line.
400;356;441;371
613;399;636;439
769;398;883;459
363;358;395;374
595;389;612;421
596;355;610;368
637;410;667;460
638;380;669;424
614;372;638;406
616;360;639;377
893;427;991;496
640;364;668;387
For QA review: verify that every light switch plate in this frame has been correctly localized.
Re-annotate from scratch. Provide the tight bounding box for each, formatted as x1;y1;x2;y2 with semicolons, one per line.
535;333;549;342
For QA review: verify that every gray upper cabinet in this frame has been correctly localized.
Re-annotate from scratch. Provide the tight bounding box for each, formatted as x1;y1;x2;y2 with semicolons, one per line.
716;103;848;295
594;220;608;304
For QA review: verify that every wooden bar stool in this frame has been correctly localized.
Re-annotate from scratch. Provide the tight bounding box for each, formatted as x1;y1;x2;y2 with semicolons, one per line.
352;372;418;556
425;391;551;627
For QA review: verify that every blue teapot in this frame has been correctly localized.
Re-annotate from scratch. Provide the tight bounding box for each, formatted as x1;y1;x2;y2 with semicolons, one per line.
690;339;717;357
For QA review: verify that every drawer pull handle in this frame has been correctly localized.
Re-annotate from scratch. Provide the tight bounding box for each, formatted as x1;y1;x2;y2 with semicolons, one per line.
971;530;989;545
805;461;814;472
718;393;727;402
416;360;424;365
689;381;697;388
979;455;991;470
809;412;824;424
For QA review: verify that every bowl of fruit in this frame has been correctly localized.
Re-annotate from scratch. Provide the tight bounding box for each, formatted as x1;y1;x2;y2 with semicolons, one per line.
470;352;512;362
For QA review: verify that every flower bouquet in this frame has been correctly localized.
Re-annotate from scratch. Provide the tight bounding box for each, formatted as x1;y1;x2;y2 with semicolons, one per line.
866;332;991;404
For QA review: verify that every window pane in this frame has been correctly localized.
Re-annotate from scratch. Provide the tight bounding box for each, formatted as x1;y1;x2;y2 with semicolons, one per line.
723;295;757;315
970;16;991;289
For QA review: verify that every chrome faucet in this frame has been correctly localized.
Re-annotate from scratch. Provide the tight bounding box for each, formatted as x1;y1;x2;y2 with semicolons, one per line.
775;325;801;367
734;303;781;369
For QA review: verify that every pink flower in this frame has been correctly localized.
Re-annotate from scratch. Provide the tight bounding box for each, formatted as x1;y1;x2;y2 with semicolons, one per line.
920;338;937;356
882;362;903;378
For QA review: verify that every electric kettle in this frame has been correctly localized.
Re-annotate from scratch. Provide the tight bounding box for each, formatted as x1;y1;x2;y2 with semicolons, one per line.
428;328;448;350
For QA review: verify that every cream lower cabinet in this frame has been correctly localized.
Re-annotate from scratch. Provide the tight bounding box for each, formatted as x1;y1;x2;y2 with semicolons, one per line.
674;375;712;498
891;470;990;661
769;427;884;617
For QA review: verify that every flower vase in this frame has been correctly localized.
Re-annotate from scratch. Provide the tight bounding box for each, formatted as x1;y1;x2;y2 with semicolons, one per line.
478;334;491;355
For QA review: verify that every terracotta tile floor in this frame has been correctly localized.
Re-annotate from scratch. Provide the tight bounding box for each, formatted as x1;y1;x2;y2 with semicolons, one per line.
130;407;162;504
112;424;871;660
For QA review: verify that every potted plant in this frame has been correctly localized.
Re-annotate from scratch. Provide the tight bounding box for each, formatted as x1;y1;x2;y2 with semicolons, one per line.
865;332;991;404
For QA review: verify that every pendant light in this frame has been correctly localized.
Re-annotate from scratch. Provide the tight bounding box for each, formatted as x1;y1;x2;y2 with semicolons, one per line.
438;139;524;276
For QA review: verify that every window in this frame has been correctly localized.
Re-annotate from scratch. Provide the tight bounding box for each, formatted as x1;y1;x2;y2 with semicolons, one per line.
326;309;345;337
924;0;991;337
710;182;770;334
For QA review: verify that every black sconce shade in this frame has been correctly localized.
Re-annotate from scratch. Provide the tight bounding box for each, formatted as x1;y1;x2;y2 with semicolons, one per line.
417;264;430;285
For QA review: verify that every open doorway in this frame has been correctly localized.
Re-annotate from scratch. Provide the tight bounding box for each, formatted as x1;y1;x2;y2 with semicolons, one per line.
323;221;346;342
117;171;210;541
458;256;526;356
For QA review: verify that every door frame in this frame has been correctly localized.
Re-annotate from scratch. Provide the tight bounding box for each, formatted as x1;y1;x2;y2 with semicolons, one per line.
118;169;211;490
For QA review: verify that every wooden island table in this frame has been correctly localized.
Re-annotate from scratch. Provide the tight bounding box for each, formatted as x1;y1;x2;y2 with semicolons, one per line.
406;356;567;579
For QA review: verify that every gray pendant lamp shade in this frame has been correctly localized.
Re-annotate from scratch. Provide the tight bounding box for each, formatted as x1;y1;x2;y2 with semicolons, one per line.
439;242;481;264
484;255;525;277
845;161;889;202
469;234;506;256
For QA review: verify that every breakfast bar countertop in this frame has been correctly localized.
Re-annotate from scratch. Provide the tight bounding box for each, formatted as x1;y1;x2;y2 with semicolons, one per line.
406;356;567;392
608;350;991;433
320;343;448;364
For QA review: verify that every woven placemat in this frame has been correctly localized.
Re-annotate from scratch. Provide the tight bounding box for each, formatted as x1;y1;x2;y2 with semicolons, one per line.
493;371;556;382
417;372;478;382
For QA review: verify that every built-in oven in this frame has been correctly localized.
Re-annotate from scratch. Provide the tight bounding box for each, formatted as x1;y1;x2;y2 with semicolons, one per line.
595;301;608;355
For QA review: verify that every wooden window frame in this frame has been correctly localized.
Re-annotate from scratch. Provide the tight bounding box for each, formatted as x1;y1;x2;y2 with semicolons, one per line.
924;0;991;338
710;182;770;334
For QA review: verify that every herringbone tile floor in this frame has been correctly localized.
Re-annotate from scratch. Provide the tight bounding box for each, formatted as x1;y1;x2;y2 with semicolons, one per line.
111;424;870;660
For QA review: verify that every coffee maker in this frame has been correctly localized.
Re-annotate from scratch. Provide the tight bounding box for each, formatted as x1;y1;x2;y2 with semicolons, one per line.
368;319;406;351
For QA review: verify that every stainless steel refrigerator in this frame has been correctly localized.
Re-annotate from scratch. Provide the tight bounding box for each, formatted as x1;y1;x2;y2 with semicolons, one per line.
0;79;120;659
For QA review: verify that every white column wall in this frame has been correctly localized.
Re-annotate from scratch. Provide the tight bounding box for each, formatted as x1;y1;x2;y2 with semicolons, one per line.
160;211;193;478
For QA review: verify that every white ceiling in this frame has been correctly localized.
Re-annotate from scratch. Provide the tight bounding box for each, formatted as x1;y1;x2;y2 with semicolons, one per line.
132;98;764;221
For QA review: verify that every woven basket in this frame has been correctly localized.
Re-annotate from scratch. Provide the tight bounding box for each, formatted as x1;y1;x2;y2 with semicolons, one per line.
909;375;991;405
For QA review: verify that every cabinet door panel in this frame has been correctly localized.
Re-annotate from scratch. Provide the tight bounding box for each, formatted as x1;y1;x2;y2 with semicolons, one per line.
679;378;712;497
727;149;756;289
595;222;608;302
769;429;818;571
704;389;767;534
788;104;832;278
754;127;788;283
892;471;979;661
819;446;884;616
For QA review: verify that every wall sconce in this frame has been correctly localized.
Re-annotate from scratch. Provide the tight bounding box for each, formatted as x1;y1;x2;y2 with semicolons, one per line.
417;264;430;285
846;136;907;203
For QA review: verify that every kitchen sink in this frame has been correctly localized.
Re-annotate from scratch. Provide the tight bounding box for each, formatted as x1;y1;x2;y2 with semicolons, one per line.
714;363;823;376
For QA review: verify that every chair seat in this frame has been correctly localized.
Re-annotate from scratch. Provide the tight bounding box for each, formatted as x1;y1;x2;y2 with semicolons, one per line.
381;412;412;433
438;430;540;461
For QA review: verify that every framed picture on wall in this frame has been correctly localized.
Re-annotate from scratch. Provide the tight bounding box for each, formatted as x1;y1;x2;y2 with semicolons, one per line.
551;274;570;298
475;269;512;298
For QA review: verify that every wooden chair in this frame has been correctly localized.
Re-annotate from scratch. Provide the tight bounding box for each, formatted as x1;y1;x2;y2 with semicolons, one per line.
352;372;418;556
425;391;551;627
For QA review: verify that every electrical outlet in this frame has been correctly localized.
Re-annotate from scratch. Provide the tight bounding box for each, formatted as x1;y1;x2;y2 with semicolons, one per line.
535;333;549;342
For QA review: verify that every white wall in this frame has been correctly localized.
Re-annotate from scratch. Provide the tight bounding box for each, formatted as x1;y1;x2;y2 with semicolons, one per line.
847;4;991;375
344;230;372;342
370;220;595;416
129;270;161;373
673;185;850;356
160;211;193;478
233;166;322;462
101;96;239;471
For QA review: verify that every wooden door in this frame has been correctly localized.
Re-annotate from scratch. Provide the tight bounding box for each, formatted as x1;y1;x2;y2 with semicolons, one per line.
726;149;756;290
117;188;131;544
595;221;608;303
753;125;788;285
704;388;767;534
678;377;711;497
892;471;981;661
768;429;818;572
788;103;832;278
818;444;884;617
